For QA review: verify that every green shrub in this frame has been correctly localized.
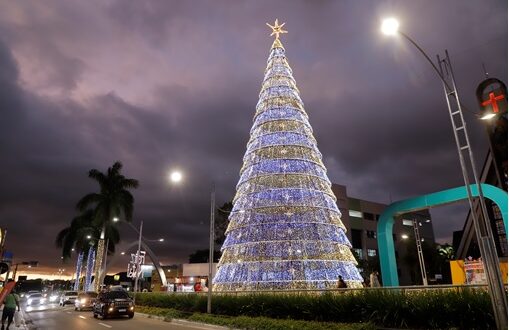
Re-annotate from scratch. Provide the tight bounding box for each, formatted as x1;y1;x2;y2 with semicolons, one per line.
134;288;495;329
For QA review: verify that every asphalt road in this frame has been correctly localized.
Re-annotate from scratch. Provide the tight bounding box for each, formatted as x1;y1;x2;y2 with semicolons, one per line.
25;304;222;330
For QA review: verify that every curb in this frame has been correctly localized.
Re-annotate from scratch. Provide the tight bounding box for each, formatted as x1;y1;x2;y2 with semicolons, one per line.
136;312;230;330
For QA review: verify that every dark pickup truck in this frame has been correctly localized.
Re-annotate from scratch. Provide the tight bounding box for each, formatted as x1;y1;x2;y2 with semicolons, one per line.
92;290;134;319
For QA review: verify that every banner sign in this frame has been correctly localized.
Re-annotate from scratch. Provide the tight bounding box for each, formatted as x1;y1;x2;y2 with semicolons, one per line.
127;251;146;279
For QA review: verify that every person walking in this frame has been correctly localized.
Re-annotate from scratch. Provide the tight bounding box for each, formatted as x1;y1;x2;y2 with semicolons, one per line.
1;289;20;330
337;275;347;289
370;271;381;288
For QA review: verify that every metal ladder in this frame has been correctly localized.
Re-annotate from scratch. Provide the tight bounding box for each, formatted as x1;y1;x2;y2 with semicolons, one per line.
437;50;507;330
413;220;427;286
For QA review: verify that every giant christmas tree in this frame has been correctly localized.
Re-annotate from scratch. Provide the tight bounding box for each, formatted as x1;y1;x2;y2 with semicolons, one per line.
213;20;363;291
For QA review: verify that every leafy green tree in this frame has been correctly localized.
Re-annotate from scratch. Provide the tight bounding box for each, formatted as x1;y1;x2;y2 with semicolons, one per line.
188;249;221;263
351;249;379;283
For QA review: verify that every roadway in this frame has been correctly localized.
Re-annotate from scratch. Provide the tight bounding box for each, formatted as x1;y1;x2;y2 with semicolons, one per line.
24;304;222;330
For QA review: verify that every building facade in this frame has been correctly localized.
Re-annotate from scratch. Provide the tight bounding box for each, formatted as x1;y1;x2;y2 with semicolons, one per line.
331;184;435;285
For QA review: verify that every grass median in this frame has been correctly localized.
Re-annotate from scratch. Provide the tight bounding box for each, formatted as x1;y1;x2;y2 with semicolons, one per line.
136;305;375;330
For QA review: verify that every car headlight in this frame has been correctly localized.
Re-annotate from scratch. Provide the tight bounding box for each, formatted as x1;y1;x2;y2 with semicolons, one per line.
49;295;58;302
109;302;115;308
27;299;32;304
80;298;87;304
40;298;46;304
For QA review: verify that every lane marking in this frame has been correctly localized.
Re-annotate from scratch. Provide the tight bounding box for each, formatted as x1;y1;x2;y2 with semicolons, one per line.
98;323;112;328
79;315;86;319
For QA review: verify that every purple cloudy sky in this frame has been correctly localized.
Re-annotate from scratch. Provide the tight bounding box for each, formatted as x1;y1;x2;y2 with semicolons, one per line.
0;1;506;275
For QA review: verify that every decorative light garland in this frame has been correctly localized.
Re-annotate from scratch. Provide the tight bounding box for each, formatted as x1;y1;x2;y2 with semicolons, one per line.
74;252;84;291
93;239;105;291
85;247;95;292
213;25;363;291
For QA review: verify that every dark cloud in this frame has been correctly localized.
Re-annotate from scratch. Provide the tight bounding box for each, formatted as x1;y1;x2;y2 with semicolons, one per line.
0;0;506;275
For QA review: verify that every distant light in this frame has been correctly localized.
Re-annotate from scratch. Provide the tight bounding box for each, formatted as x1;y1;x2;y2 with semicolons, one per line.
421;238;425;242
86;235;91;239
120;252;125;255
61;257;64;259
158;238;164;242
113;217;119;222
419;222;423;227
190;277;194;281
169;171;182;183
381;18;400;36
71;248;75;251
401;234;409;239
296;249;301;253
425;219;431;223
480;113;496;120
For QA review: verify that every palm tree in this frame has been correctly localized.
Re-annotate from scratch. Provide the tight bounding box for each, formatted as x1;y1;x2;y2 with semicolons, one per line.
55;209;120;260
76;161;139;233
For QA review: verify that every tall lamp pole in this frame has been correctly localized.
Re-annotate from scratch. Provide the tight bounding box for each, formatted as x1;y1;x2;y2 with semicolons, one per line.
381;18;507;329
207;183;215;314
133;220;143;293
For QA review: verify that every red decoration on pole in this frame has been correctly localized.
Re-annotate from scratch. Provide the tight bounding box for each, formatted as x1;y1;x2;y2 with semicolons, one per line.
481;92;505;113
0;281;16;305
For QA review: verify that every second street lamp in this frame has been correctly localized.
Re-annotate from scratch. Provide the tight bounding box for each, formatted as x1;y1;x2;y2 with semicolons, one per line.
381;18;507;329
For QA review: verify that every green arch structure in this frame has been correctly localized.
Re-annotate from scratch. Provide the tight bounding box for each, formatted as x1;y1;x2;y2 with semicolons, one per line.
377;183;508;287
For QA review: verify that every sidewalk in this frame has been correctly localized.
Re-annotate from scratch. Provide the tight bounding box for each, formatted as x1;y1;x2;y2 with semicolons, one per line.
0;307;29;330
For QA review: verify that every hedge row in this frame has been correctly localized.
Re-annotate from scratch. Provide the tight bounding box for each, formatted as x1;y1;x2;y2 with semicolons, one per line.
133;288;495;329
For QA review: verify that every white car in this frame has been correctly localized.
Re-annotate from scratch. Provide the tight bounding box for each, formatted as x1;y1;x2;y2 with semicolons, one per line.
59;291;78;306
27;293;46;306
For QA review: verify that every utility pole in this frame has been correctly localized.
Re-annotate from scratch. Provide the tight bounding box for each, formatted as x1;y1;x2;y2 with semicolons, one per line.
133;221;143;293
207;184;215;314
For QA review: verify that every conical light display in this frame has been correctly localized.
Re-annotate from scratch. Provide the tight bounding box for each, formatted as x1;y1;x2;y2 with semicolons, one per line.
213;21;363;291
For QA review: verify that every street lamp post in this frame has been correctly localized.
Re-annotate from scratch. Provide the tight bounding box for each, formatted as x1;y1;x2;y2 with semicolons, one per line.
381;19;508;329
133;220;143;293
207;183;215;314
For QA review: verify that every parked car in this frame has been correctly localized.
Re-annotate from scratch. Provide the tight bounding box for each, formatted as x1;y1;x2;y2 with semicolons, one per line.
59;291;78;306
93;290;134;319
75;291;98;311
27;293;46;306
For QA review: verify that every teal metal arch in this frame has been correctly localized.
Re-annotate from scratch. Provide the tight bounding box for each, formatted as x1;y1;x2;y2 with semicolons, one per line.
377;183;508;287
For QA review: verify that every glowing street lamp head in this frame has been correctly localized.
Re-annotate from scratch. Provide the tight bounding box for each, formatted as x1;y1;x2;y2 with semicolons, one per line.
401;234;409;239
169;171;182;183
480;113;497;120
86;235;92;239
113;217;119;222
158;238;164;242
381;18;400;36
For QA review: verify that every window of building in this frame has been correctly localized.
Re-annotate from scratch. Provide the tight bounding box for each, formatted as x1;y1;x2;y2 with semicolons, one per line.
495;220;505;235
349;210;362;218
375;214;380;221
350;229;362;249
492;205;502;220
352;248;363;260
363;212;374;220
367;249;377;257
366;230;376;239
402;219;413;226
